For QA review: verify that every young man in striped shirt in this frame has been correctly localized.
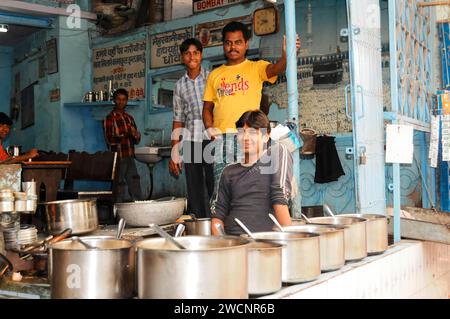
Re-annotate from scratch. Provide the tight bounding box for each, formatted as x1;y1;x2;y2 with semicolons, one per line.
169;38;214;218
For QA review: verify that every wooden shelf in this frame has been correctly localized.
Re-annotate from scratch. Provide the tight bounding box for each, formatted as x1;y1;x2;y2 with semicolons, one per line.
64;101;141;107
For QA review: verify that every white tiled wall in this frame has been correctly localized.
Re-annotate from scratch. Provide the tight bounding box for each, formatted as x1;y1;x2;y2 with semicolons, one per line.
263;240;449;299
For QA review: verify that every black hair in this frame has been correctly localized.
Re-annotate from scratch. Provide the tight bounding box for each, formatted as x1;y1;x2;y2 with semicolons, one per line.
113;88;128;100
222;21;251;42
180;38;203;54
236;110;271;134
0;112;12;126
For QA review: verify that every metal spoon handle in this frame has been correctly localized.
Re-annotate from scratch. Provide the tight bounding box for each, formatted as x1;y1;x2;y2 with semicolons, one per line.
174;224;185;237
116;218;126;239
72;236;96;249
214;223;226;236
301;213;312;224
323;204;335;217
234;218;255;239
268;213;284;232
149;223;186;249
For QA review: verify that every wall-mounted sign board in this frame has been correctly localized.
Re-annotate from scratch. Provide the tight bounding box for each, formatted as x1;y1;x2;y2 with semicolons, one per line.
193;0;251;13
150;27;193;68
195;15;252;48
93;40;146;99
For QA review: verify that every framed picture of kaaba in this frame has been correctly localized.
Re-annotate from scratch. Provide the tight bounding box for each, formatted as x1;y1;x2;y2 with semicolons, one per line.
21;84;35;129
46;38;58;75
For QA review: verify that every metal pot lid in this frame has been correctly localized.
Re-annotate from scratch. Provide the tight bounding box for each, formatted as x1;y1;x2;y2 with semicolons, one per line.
136;236;251;252
184;218;211;223
339;213;387;220
247;240;284;250
283;224;346;234
50;236;132;251
42;198;97;205
308;216;367;225
243;231;320;241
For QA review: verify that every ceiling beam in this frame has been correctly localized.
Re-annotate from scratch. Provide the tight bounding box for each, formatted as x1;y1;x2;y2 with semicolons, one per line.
0;0;97;21
417;1;450;7
0;12;53;28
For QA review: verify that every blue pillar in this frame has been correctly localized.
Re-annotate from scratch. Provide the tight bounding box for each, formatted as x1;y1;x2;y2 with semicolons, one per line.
420;131;430;208
389;0;400;242
284;0;300;217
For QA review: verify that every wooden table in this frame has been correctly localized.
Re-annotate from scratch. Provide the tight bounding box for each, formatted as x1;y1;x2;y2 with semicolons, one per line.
21;161;72;202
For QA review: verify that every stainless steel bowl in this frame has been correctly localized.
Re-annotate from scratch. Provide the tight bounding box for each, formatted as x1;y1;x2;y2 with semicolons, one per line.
42;199;98;235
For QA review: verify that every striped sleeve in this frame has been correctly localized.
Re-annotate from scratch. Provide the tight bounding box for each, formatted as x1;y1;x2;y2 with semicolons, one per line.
210;169;231;222
270;143;293;205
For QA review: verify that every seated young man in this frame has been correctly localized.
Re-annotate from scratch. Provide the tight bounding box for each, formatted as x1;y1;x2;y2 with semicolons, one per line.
210;110;293;235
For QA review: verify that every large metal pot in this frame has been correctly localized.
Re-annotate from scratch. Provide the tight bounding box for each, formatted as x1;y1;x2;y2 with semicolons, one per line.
283;225;345;272
340;214;388;255
136;236;250;299
184;218;211;236
309;216;367;261
246;232;321;284
247;240;283;296
42;199;98;235
49;236;135;299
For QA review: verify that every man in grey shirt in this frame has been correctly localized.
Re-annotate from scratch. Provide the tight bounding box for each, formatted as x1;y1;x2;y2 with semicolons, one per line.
211;110;293;235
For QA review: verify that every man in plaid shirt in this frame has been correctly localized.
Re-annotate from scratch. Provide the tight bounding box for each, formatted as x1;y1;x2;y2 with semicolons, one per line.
170;38;214;218
104;88;142;202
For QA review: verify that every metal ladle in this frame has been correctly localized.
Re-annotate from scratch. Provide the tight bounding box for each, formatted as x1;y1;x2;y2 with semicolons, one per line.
268;213;285;232
116;218;126;239
234;218;256;239
301;213;312;224
323;204;336;217
214;223;226;236
71;236;96;250
149;223;186;249
174;224;185;237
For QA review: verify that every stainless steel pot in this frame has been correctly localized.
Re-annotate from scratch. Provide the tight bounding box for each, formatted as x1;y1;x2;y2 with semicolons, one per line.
184;218;211;236
245;232;321;284
136;236;250;299
309;216;368;261
247;240;283;295
49;236;135;299
283;224;345;272
42;199;98;235
340;214;388;255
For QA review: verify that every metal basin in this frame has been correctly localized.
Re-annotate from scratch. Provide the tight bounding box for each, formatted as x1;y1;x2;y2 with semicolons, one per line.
135;146;171;164
309;216;368;261
340;214;388;255
247;240;283;295
42;199;98;235
136;236;250;299
49;236;135;299
114;197;185;226
283;225;345;271
245;232;321;284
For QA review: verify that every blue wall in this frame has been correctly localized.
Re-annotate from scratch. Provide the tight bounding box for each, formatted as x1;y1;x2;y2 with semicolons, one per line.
0;46;13;116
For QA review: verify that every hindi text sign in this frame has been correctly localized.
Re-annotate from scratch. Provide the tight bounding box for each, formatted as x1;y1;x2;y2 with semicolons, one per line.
93;40;146;100
150;27;193;69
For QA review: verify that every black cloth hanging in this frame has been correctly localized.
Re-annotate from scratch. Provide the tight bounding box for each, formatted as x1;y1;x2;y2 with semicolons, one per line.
314;135;345;183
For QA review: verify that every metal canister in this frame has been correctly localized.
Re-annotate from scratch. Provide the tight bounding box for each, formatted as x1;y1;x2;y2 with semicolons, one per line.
84;92;94;102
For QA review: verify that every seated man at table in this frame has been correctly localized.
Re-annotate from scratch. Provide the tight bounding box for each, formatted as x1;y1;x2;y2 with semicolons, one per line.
0;112;38;164
210;110;293;235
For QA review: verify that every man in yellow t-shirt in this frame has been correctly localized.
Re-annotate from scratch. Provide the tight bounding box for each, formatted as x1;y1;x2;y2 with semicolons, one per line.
202;21;300;192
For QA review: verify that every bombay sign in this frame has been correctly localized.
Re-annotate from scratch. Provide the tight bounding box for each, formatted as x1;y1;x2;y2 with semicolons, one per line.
193;0;251;13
